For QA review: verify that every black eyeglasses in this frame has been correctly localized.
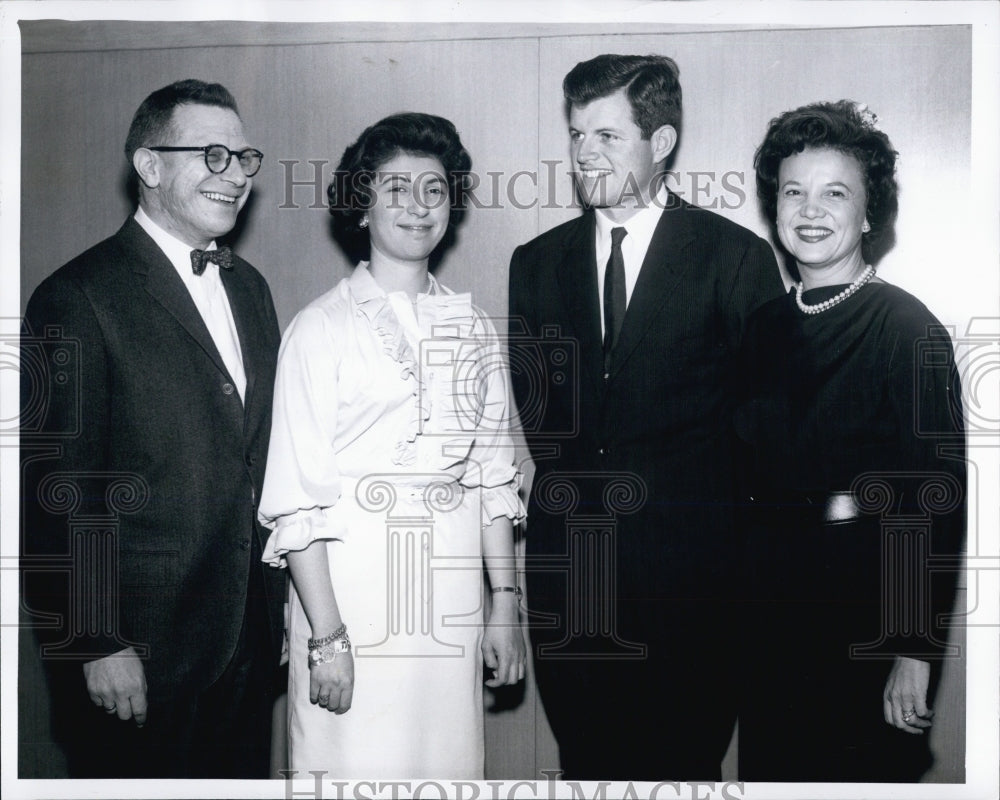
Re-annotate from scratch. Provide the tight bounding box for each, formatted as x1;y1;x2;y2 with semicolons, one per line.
148;144;264;177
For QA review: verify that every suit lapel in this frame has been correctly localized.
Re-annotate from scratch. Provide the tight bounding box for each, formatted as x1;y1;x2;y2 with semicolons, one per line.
220;266;260;422
119;217;241;392
554;213;605;384
611;194;696;376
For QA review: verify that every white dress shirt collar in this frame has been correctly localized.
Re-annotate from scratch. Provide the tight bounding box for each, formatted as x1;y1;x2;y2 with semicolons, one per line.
134;205;219;277
594;182;669;263
594;184;670;323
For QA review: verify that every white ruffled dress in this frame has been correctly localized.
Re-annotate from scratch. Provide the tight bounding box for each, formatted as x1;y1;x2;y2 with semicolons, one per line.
258;265;524;779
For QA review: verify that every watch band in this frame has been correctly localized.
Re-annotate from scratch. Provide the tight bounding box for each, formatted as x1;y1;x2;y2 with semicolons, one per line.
491;585;523;601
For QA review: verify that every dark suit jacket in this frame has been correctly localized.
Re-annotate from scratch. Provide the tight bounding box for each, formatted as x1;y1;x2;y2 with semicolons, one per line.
21;216;284;703
509;193;783;624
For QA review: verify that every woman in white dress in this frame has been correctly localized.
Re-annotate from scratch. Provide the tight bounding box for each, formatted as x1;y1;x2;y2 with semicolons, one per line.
258;113;526;778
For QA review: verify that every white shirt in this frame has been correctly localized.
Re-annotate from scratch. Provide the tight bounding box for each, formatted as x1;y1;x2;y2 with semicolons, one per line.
594;183;670;337
135;206;247;402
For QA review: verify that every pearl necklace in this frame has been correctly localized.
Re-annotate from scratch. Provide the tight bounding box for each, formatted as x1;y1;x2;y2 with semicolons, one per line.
795;265;875;315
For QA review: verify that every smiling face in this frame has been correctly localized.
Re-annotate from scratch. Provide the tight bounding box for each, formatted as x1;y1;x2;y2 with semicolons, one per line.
568;89;673;223
776;147;870;283
138;103;252;249
366;152;450;267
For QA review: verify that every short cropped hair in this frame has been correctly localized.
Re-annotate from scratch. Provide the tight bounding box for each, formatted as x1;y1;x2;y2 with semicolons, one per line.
755;100;898;262
563;54;682;138
124;79;240;166
327;112;472;236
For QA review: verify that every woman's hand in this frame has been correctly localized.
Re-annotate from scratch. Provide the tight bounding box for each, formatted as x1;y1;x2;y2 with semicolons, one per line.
287;543;352;713
310;651;354;714
883;656;933;733
482;593;526;688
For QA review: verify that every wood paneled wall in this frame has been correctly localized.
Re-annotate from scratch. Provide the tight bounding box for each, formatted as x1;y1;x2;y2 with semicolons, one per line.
17;20;977;783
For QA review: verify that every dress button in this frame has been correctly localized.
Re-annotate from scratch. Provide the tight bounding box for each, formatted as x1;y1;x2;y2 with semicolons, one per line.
603;372;610;380
222;382;235;395
598;447;607;455
239;539;251;550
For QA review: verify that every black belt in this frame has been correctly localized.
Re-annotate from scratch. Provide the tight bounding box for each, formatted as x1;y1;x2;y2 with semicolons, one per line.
744;490;864;523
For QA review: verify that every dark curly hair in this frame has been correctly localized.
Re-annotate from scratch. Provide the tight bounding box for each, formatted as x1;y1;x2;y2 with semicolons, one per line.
754;100;898;265
563;54;682;138
327;113;472;250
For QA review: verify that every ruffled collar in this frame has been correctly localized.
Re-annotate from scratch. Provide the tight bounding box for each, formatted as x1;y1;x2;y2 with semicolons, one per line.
348;263;477;466
349;261;440;303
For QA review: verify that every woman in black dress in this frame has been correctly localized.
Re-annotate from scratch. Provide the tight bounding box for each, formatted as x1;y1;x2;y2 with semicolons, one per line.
736;100;965;781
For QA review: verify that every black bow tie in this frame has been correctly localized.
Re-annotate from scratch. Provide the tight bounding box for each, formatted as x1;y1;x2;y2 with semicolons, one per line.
190;245;233;275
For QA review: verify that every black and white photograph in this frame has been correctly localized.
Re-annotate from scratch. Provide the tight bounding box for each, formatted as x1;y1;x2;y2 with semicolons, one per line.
2;2;998;799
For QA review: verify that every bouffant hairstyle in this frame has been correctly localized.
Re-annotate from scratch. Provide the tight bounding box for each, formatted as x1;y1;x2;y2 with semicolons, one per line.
327;112;472;244
754;100;898;264
563;54;682;138
125;79;240;166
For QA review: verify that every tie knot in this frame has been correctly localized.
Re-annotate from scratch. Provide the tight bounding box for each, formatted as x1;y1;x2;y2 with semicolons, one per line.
610;227;628;249
190;245;233;276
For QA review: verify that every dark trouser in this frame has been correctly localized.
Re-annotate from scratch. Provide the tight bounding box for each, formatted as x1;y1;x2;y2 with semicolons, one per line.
53;561;276;779
530;597;738;781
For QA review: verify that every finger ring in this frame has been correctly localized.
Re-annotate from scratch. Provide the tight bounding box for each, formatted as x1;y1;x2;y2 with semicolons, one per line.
104;705;117;713
318;696;330;704
902;709;915;721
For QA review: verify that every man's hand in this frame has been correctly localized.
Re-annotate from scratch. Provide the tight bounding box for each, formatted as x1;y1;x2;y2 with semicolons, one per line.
82;646;148;725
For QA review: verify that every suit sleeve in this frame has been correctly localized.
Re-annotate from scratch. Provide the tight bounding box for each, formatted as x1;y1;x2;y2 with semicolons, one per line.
21;273;128;658
254;266;282;343
722;235;784;351
886;316;966;659
245;267;282;531
507;243;535;426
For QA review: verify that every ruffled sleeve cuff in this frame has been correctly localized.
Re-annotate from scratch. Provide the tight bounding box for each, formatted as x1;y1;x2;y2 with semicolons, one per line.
479;477;527;526
260;506;350;568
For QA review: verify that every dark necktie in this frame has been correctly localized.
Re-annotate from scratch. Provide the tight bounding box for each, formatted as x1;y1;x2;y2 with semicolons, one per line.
603;226;628;372
190;245;234;276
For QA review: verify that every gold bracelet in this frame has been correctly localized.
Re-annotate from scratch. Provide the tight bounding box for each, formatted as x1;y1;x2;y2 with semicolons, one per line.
491;586;522;601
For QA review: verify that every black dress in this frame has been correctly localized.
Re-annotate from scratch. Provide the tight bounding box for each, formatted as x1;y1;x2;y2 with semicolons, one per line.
734;282;965;782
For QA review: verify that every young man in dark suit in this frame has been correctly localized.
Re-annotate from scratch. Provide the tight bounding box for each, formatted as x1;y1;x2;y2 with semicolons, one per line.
509;54;783;779
21;79;284;778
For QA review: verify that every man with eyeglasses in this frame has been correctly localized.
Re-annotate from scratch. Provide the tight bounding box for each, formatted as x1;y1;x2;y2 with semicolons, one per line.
21;79;284;777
